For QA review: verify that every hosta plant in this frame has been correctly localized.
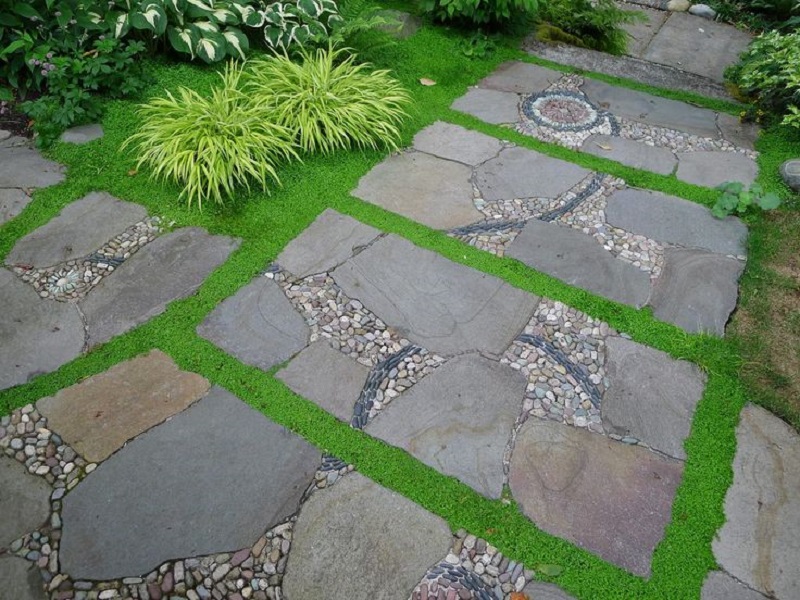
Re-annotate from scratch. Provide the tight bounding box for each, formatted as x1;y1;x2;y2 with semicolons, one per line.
250;0;343;52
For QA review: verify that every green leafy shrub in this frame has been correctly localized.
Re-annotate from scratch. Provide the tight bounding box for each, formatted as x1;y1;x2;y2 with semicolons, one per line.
713;181;781;218
708;0;799;31
419;0;539;26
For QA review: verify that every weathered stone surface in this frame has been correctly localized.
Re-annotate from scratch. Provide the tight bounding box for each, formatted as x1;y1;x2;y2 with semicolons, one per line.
81;227;240;348
676;151;758;188
582;134;677;175
283;472;451;600
60;124;104;144
60;386;320;580
412;122;503;166
667;0;690;10
507;219;651;308
366;354;526;498
277;341;368;422
702;571;771;600
605;188;747;256
521;582;577;600
689;3;717;19
0;556;48;600
0;129;9;142
602;336;706;460
649;247;744;335
451;88;521;125
712;404;800;600
509;419;684;576
475;146;591;201
0;456;51;548
622;5;669;58
332;235;539;357
0;188;32;225
478;61;562;94
352;152;481;229
277;209;380;278
5;192;147;268
0;146;64;189
717;113;760;151
0;269;84;391
780;159;800;193
36;350;210;462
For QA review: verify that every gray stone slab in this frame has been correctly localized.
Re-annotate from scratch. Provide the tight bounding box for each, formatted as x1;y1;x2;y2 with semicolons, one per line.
0;269;84;391
276;209;381;278
605;188;747;256
60;124;104;144
412;122;503;166
509;419;684;576
283;472;452;600
717;113;760;151
0;146;65;189
712;404;800;600
198;276;308;372
475;146;591;201
649;247;744;335
582;134;676;175
365;354;526;498
277;341;368;422
478;61;563;94
676;151;758;188
59;386;320;580
0;188;32;225
0;556;48;600
621;4;669;58
331;235;539;357
81;227;240;348
702;571;771;600
780;159;800;193
0;456;52;548
352;152;481;230
507;219;651;308
602;336;706;460
451;88;521;125
521;582;577;600
5;192;147;268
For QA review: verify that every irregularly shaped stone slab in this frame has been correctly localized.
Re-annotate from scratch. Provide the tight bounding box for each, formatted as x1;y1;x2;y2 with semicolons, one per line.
36;350;210;463
0;556;48;600
478;61;563;94
622;5;669;57
451;88;521;125
521;582;577;600
0;188;32;225
277;341;369;422
717;113;760;151
702;571;771;600
0;146;65;189
712;405;800;600
276;209;380;278
412;122;503;166
60;124;104;144
475;147;591;201
509;419;684;576
198;276;308;371
606;188;747;256
676;151;758;188
332;235;539;357
59;386;320;580
0;456;52;548
602;336;706;460
366;354;526;498
649;248;744;335
283;473;451;600
582;135;677;175
352;152;480;229
81;227;240;348
5;192;147;268
506;219;651;308
0;269;84;391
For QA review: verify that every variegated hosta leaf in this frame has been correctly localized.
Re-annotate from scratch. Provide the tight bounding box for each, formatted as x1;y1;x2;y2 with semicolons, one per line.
193;19;220;33
87;11;103;24
163;0;188;14
222;28;249;59
319;0;337;12
131;2;168;35
167;24;196;58
195;32;225;62
261;8;285;26
244;7;265;27
113;13;131;38
185;0;214;11
210;7;237;25
263;25;285;49
297;0;324;18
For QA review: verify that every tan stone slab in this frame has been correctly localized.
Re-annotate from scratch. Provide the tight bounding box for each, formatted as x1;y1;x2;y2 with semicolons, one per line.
36;350;210;462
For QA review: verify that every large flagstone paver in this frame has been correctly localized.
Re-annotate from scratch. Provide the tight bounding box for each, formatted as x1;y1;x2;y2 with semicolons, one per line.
0;145;65;189
283;472;452;600
0;188;32;225
702;571;771;600
583;134;677;175
0;455;51;548
412;121;504;166
676;150;759;188
477;60;563;94
59;385;320;580
0;555;48;600
450;88;521;125
35;350;210;462
522;582;577;600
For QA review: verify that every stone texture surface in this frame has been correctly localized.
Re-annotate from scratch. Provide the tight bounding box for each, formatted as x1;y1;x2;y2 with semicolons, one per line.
0;455;52;548
582;134;677;175
332;235;539;357
81;227;240;348
276;209;380;278
621;4;669;57
602;336;706;460
702;571;771;600
649;247;744;335
0;556;48;600
478;61;563;94
59;386;321;580
451;88;521;125
198;276;308;371
717;113;760;151
352;152;481;229
509;419;684;576
412;122;503;166
507;219;651;308
780;158;800;193
283;472;452;600
5;192;147;268
712;404;800;600
0;188;32;225
521;582;577;600
676;151;759;188
366;354;526;498
277;341;369;422
60;123;104;144
36;350;210;462
0;145;65;189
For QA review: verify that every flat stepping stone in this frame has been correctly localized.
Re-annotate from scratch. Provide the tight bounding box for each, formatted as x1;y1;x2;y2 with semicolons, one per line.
582;134;677;175
277;341;369;422
59;386;320;580
283;472;452;600
509;419;684;576
412;121;503;166
0;556;47;600
702;571;770;600
649;247;744;335
717;113;760;151
602;336;706;460
331;234;539;357
197;276;308;371
451;88;521;125
81;227;240;348
506;219;652;308
605;188;747;256
352;151;481;229
365;353;526;498
0;188;32;225
0;455;52;548
5;192;147;268
676;151;759;188
59;123;103;144
35;350;210;463
522;582;577;600
712;404;800;600
477;61;563;94
0;145;65;189
622;5;669;57
276;209;380;278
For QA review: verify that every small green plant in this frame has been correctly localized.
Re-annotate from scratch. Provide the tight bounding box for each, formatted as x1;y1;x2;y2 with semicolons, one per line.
713;181;781;218
459;32;496;58
420;0;538;26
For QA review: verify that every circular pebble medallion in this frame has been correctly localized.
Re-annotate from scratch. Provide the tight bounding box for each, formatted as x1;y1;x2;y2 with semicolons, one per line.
521;91;611;132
